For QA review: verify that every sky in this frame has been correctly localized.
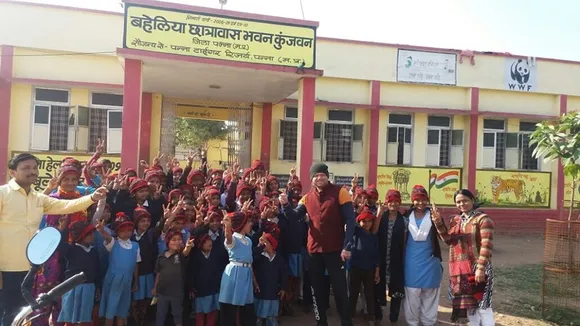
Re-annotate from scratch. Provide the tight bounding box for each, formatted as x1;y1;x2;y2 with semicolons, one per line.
16;0;580;61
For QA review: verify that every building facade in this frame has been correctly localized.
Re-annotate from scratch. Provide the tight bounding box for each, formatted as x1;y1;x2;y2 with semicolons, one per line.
1;0;579;232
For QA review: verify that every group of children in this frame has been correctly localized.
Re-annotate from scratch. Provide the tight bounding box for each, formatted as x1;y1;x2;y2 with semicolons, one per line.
31;145;315;326
31;140;453;326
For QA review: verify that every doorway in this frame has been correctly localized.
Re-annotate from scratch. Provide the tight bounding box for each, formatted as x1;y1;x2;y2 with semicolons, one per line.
160;98;253;168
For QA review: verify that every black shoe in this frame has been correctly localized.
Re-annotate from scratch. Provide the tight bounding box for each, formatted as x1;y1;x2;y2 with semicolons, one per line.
389;312;399;322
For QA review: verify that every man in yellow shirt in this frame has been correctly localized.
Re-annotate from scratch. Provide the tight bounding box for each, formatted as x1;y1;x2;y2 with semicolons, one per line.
0;153;108;326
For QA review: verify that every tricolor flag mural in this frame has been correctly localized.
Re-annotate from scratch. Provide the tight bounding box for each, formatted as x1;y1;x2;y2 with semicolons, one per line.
429;170;460;192
376;166;462;205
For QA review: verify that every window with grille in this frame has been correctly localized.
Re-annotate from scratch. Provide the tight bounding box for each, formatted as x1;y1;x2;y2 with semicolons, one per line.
324;123;353;162
33;90;124;153
31;88;70;151
277;107;299;161
278;120;298;160
482;119;539;170
321;109;363;162
481;119;506;168
386;113;412;165
426;116;463;167
518;121;539;170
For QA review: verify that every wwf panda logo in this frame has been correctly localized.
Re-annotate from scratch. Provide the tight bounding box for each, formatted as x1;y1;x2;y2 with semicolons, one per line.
510;59;531;84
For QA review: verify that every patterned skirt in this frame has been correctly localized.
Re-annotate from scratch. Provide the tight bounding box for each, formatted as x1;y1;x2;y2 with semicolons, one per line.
448;263;494;312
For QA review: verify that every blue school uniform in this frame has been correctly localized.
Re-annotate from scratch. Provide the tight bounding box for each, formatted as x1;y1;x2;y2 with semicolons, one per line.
253;249;288;319
132;229;157;300
99;238;140;319
404;217;442;289
191;250;225;313
94;225;114;285
219;233;254;306
58;243;99;323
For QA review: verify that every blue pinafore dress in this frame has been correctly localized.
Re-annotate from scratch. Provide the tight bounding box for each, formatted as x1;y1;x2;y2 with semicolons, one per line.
99;239;139;319
219;233;254;306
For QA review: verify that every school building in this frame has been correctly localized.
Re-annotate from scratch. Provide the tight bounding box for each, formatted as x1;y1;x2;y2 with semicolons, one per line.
0;0;579;233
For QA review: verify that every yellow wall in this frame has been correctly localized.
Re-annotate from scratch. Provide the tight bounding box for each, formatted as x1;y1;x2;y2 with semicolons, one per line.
568;96;580;112
380;82;470;110
9;84;33;152
315;78;371;104
479;89;558;116
13;48;123;85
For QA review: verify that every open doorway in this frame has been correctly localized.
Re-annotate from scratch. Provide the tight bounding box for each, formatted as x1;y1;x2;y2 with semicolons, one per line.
159;98;252;169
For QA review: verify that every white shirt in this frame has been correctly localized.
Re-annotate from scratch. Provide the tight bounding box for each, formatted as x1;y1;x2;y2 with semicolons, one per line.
225;232;248;249
261;251;276;262
104;237;142;262
209;230;220;241
75;243;94;252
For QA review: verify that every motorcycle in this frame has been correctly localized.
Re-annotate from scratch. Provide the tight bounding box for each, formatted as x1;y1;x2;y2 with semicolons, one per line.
11;227;87;326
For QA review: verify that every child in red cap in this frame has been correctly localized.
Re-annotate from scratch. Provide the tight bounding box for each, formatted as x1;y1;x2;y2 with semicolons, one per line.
97;213;141;326
403;185;443;326
219;212;256;325
153;228;194;326
189;233;225;326
370;190;406;323
348;209;380;323
130;207;159;326
253;232;287;325
57;220;99;326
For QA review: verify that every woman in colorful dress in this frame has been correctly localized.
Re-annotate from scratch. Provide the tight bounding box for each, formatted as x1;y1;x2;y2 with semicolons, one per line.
432;189;495;326
33;163;88;326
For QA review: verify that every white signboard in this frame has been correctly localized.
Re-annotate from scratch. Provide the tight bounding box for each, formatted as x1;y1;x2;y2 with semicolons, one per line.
504;58;537;92
397;49;457;86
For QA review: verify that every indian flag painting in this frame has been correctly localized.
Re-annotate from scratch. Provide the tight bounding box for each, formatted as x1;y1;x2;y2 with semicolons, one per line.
429;170;460;192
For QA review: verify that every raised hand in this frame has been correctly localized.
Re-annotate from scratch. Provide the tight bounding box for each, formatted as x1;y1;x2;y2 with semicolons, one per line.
47;176;59;190
248;171;258;186
431;201;442;224
153;185;163;200
185;237;195;250
351;173;359;190
279;189;289;206
221;214;232;229
91;187;109;202
96;219;106;233
153;152;164;166
376;200;386;217
95;138;105;154
140;160;150;170
356;197;368;214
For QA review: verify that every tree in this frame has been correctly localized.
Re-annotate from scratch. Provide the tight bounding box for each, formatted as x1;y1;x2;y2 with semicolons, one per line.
530;112;580;221
174;117;229;150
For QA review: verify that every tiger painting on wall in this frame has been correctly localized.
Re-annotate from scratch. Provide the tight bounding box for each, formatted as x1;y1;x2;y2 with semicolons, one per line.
490;176;526;204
